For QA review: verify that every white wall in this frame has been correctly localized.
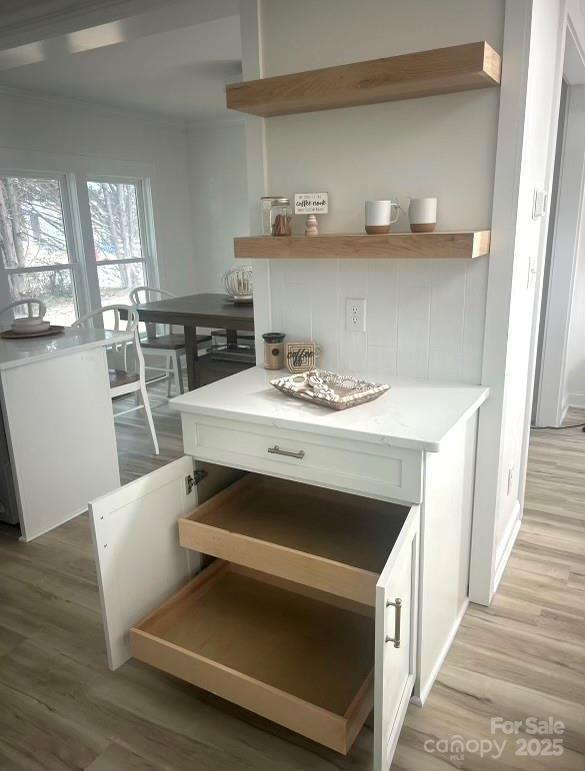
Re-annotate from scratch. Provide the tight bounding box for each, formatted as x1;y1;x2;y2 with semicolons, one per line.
256;0;504;381
471;0;585;603
187;120;248;292
241;0;585;605
565;193;585;407
494;0;566;557
0;90;196;295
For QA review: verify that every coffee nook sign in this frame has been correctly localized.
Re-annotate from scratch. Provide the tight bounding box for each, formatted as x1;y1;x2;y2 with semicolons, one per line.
294;192;329;214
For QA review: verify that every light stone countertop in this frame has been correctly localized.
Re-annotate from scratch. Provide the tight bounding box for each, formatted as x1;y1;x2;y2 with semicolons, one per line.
171;366;489;452
0;327;132;371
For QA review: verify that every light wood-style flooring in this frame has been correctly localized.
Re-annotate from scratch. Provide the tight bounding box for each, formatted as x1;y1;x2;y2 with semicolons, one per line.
0;396;582;771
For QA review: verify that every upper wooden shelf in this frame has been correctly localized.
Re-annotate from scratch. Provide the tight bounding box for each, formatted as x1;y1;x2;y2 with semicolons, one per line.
234;231;491;260
226;42;501;117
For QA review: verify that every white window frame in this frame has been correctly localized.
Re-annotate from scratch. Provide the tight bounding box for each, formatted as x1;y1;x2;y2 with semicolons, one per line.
0;169;86;317
82;174;159;309
0;157;160;319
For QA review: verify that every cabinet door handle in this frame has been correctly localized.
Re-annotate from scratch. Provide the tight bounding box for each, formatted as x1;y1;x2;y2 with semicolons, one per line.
267;445;305;460
385;598;402;648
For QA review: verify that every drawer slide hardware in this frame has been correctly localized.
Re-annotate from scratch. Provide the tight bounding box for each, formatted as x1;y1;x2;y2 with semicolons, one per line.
267;445;305;460
185;469;208;494
385;598;402;648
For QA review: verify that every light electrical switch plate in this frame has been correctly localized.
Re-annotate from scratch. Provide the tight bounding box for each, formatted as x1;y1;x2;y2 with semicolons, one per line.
532;189;548;219
346;298;366;332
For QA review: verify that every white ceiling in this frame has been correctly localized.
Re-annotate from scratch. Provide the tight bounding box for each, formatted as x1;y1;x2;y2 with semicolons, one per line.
0;0;242;123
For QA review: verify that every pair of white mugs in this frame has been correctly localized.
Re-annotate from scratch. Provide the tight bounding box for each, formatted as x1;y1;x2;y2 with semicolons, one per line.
365;197;437;234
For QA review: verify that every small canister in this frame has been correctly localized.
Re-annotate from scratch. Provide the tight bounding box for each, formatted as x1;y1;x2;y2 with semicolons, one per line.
263;332;286;370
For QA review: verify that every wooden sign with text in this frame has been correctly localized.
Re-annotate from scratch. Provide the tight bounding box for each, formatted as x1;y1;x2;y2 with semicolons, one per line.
285;342;319;373
294;192;329;215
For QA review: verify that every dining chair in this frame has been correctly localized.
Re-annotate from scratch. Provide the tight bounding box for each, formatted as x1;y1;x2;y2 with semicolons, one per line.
72;305;159;455
129;286;211;396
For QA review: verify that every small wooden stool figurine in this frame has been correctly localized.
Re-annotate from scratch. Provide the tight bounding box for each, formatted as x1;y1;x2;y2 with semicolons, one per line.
304;214;319;237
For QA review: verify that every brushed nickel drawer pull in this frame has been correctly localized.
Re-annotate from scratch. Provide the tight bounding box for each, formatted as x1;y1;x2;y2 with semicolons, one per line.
385;598;402;648
267;445;305;460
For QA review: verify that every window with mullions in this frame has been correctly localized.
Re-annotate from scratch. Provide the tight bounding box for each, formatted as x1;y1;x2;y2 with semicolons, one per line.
0;172;158;325
0;175;78;325
87;180;149;307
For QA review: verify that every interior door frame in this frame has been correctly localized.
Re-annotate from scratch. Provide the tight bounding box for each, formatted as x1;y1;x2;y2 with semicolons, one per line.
533;35;585;426
470;0;585;605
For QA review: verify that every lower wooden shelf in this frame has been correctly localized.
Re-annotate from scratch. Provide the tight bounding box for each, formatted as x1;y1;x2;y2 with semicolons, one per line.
131;560;374;754
234;230;490;260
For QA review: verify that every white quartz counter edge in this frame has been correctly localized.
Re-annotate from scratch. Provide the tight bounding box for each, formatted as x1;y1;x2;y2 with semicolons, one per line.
0;328;133;371
170;368;490;453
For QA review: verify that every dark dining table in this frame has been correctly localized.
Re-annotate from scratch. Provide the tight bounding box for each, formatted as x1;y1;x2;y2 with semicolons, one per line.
127;293;255;390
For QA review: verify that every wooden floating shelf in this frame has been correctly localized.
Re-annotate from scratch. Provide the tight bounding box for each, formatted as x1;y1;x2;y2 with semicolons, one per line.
234;231;491;260
226;41;501;117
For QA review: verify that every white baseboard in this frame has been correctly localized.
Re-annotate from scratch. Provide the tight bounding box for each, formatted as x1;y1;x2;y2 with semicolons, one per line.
411;598;469;707
568;393;585;409
19;506;87;542
493;503;522;595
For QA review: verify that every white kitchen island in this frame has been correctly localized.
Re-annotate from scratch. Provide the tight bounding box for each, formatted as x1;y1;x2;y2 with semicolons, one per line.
89;367;488;769
0;327;130;541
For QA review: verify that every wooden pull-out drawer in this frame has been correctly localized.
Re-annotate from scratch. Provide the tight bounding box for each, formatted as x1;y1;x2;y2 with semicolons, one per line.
130;561;375;754
91;456;419;764
179;474;410;606
181;414;423;504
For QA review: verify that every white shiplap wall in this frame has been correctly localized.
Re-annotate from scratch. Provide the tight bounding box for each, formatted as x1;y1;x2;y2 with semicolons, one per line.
270;257;488;382
257;0;504;384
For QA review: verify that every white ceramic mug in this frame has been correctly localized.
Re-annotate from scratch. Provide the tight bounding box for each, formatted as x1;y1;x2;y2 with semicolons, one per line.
408;197;437;232
365;200;400;234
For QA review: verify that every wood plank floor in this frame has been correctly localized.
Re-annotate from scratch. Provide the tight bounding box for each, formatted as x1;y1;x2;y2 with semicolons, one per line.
0;396;582;771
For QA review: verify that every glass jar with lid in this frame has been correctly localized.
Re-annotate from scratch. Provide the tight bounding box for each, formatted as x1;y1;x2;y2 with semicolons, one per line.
260;197;292;236
262;332;286;370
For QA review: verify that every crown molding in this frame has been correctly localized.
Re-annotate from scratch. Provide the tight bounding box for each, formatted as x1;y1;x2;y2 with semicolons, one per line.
0;0;240;54
0;1;162;45
0;83;191;131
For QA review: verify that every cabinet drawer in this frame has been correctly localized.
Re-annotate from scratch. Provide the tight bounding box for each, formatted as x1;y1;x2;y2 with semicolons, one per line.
179;474;411;606
181;414;423;503
130;561;374;754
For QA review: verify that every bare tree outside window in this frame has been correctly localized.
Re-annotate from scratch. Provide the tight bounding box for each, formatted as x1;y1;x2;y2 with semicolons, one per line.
0;174;155;326
0;176;76;323
87;181;146;306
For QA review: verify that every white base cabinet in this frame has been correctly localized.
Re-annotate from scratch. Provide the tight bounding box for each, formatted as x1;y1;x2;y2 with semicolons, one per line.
2;345;120;540
89;389;480;770
90;457;419;767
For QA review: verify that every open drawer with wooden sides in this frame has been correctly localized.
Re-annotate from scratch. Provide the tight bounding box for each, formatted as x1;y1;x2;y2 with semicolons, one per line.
89;456;419;768
131;560;375;753
178;473;409;605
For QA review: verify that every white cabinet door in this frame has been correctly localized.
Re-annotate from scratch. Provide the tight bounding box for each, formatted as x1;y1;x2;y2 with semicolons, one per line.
89;456;197;670
373;505;419;771
89;457;239;670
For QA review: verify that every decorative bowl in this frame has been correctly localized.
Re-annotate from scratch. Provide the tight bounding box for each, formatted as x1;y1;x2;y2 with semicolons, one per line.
271;369;390;410
224;265;253;304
